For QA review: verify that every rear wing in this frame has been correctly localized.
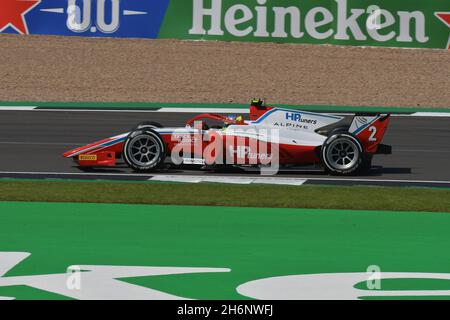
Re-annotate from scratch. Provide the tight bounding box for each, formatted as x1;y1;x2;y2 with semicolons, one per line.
350;114;391;154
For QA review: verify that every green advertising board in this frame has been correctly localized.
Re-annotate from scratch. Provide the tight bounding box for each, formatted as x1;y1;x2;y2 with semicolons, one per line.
160;0;450;49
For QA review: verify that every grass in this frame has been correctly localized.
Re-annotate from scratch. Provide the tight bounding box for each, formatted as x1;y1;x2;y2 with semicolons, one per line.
0;180;448;212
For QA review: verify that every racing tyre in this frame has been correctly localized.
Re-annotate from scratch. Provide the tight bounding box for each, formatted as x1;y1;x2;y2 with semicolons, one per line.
321;133;363;175
123;129;165;172
133;121;163;131
328;126;350;136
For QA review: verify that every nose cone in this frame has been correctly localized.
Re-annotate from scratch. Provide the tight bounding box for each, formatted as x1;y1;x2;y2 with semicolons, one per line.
62;137;111;158
63;148;78;158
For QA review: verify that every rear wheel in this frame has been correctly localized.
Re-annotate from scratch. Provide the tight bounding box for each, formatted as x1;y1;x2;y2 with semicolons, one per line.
123;129;165;172
321;133;363;175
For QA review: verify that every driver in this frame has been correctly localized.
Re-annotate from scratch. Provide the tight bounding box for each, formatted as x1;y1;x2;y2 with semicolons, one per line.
224;114;244;125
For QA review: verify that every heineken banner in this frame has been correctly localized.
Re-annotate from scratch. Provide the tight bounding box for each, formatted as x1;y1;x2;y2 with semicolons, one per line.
1;0;449;49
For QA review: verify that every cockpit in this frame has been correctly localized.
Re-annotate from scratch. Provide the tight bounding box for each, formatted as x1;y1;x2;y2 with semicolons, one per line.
186;113;245;130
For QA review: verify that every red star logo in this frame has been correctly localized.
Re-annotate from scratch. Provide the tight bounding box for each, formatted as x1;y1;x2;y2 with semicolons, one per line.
435;12;450;49
0;0;40;35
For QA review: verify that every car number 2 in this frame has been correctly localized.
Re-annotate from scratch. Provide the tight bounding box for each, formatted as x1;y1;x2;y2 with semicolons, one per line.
368;126;377;141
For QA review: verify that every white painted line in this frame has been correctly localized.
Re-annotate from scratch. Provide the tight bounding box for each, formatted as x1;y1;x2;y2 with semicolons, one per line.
40;8;64;13
0;141;83;146
303;177;450;185
148;174;450;185
0;107;36;111
0;171;449;185
29;107;256;114
158;108;251;114
149;175;254;184
149;175;307;185
123;10;148;15
411;112;450;117
1;106;450;117
8;108;246;114
154;109;450;117
255;178;308;186
34;109;161;113
203;177;255;184
0;171;150;177
149;175;203;183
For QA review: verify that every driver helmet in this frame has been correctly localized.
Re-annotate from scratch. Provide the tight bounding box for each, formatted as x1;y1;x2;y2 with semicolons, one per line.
225;114;236;124
225;114;244;124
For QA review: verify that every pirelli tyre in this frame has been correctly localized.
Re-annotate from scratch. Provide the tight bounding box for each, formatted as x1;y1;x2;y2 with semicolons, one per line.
133;121;163;131
321;133;363;175
123;129;165;172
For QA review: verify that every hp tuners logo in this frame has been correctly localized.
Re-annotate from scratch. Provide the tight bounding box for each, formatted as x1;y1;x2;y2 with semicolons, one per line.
286;112;302;122
286;112;317;125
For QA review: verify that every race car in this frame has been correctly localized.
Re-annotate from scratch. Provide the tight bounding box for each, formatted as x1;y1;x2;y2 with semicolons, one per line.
63;99;392;175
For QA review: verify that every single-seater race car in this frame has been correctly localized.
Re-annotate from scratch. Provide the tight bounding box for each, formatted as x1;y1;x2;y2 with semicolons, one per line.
63;99;392;175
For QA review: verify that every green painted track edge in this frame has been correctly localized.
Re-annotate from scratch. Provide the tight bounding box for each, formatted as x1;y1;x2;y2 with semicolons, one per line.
1;101;450;113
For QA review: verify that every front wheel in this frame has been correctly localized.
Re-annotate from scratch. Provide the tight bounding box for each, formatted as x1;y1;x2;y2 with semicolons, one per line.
321;133;363;175
132;121;163;131
123;129;165;172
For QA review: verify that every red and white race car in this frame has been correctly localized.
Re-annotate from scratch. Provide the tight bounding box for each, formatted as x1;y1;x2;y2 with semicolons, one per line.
63;99;392;175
